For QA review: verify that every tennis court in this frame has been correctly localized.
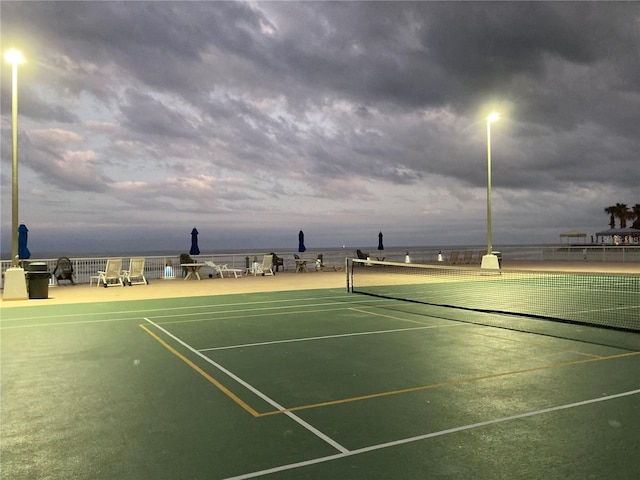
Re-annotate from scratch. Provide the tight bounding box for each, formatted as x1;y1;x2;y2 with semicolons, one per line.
1;266;639;479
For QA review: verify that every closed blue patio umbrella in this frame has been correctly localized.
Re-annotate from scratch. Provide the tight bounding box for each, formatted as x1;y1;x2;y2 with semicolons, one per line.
298;230;306;252
18;223;31;259
377;231;384;251
190;227;200;256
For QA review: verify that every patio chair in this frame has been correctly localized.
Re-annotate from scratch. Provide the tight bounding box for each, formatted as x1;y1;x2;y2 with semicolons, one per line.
52;257;75;285
123;257;148;286
180;253;194;278
97;258;124;288
448;251;459;264
204;261;243;278
462;251;473;264
253;254;275;276
270;253;285;272
294;254;308;273
356;249;369;260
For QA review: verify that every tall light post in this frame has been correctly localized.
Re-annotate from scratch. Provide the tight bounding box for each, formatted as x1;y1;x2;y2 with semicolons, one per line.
481;112;501;270
6;49;24;267
3;49;28;299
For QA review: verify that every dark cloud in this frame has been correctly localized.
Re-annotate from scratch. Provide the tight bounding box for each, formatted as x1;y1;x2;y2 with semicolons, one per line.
0;83;79;123
1;1;638;253
119;89;200;140
20;131;113;192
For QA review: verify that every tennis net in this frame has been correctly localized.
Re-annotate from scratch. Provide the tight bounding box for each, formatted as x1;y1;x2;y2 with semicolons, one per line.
349;259;640;332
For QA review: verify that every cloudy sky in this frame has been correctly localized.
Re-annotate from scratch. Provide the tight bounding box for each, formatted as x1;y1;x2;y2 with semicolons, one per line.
1;1;638;256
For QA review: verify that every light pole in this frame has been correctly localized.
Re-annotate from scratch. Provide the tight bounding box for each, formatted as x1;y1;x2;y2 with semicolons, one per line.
481;112;501;270
3;49;28;299
6;49;24;267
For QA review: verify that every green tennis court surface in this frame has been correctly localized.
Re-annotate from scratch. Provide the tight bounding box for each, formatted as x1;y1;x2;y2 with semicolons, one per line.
2;287;639;479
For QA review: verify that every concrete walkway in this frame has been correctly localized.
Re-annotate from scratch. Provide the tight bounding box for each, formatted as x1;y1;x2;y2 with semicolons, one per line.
2;270;348;307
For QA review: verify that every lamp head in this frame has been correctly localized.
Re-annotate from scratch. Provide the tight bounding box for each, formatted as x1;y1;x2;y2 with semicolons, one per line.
487;112;500;123
5;49;25;65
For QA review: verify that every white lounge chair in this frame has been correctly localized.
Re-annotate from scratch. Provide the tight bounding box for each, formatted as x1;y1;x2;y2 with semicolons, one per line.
123;258;148;285
253;255;274;276
97;258;124;288
204;261;243;278
315;254;342;271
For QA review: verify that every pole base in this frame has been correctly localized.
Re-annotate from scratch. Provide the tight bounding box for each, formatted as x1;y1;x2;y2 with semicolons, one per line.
481;254;500;270
2;267;28;300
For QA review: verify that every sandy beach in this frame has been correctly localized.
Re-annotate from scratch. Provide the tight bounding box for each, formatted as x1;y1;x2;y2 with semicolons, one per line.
1;260;637;308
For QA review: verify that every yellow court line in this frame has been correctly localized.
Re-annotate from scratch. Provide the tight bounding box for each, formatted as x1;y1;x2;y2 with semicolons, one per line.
468;331;605;359
138;323;261;418
257;350;640;417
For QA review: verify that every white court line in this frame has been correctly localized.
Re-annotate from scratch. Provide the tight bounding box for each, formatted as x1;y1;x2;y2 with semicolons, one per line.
0;294;351;321
199;323;473;352
0;315;154;329
573;304;640;315
148;298;389;321
0;297;392;329
0;295;387;326
143;317;350;455
223;389;640;480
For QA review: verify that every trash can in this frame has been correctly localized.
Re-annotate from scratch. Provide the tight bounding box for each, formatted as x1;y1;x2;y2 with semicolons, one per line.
491;251;502;268
26;262;50;299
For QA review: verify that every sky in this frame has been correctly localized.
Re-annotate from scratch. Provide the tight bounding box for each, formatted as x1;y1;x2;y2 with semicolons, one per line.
1;1;638;256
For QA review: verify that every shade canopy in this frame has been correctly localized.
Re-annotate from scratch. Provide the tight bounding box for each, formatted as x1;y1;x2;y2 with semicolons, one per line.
595;228;640;237
594;227;640;245
298;230;306;252
559;231;587;244
559;231;586;238
190;227;200;255
18;223;31;259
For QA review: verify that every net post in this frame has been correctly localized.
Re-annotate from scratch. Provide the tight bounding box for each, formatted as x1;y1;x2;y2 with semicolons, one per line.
345;257;350;292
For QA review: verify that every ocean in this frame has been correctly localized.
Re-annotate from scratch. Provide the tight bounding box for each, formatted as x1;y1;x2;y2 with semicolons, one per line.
5;237;638;266
3;244;551;262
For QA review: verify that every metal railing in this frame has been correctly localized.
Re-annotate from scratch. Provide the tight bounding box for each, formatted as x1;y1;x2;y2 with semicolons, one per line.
2;245;638;288
1;251;337;287
542;245;640;263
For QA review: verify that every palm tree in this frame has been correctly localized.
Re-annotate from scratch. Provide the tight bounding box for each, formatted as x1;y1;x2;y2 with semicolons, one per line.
604;205;616;229
614;203;632;229
632;204;640;229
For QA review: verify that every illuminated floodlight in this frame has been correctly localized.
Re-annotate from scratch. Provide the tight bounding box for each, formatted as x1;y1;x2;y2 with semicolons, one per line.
5;49;25;65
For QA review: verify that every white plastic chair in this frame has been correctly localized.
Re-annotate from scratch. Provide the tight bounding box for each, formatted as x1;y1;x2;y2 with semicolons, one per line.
205;261;243;278
123;258;148;285
97;258;124;288
253;255;274;276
